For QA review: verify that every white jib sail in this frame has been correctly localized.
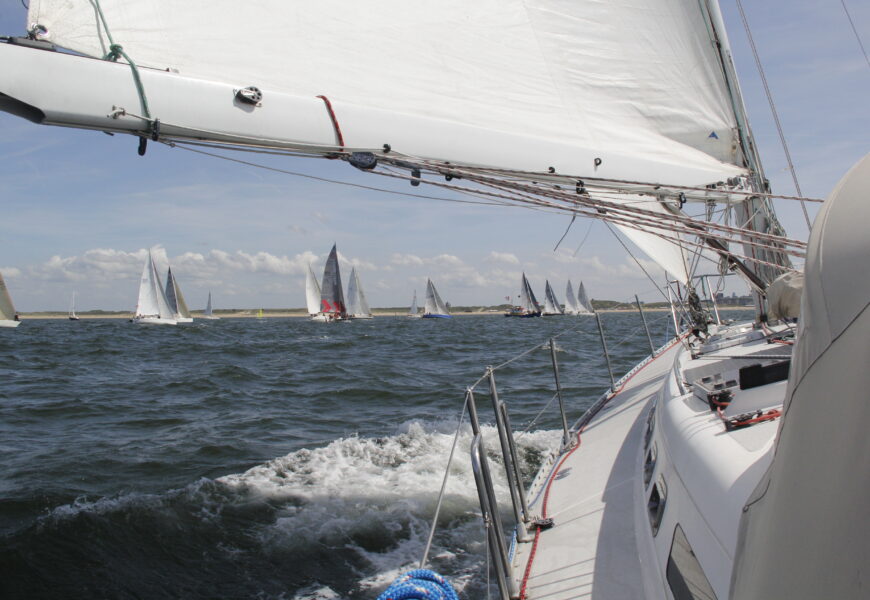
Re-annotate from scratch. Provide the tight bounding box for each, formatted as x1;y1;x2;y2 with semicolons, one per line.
409;290;418;315
425;279;449;315
543;281;562;314
165;267;192;318
577;282;594;314
135;251;161;318
0;271;17;321
346;267;372;318
305;264;321;315
564;281;579;315
204;292;213;316
23;0;746;186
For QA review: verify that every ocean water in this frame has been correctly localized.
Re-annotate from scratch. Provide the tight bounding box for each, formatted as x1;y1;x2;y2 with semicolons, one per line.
0;311;699;599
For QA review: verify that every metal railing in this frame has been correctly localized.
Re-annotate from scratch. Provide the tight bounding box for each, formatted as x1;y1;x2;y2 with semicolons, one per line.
420;297;670;599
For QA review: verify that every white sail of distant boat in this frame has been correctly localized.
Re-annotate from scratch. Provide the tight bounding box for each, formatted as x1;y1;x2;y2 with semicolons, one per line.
317;244;347;321
407;290;421;318
68;291;80;321
201;291;219;320
564;280;579;315
133;250;176;325
305;264;321;316
423;279;450;319
506;273;541;317
346;267;373;319
165;266;193;323
0;271;20;328
542;280;563;316
576;281;594;314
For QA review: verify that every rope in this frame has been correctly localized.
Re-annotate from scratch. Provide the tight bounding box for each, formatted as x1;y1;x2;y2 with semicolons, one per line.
316;95;346;150
735;0;811;230
419;393;468;569
376;569;459;600
840;0;870;72
91;0;152;121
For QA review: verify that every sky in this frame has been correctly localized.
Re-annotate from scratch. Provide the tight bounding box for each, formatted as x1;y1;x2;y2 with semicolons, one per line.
0;0;868;312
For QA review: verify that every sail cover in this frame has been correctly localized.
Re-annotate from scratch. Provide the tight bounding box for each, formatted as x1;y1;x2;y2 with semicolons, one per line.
319;244;346;315
305;264;321;315
424;279;449;315
543;281;563;314
25;0;746;185
0;272;16;320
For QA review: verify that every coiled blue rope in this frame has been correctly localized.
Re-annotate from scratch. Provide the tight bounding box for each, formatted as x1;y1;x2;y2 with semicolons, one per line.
376;569;459;600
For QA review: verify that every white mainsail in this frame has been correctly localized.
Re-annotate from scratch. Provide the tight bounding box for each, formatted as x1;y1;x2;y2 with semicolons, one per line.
165;267;193;322
202;291;219;319
424;279;449;317
0;271;19;327
134;250;176;325
408;290;420;317
346;267;372;319
564;281;579;315
519;274;541;314
16;1;744;186
542;280;563;315
305;264;321;315
577;282;594;314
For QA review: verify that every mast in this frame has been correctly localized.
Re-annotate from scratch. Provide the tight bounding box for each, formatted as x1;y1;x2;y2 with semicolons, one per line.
700;0;792;311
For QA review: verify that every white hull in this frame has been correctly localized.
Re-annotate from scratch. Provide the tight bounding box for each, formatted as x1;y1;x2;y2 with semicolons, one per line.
174;317;194;323
349;315;373;320
310;314;329;322
0;319;21;328
199;315;220;320
133;316;177;326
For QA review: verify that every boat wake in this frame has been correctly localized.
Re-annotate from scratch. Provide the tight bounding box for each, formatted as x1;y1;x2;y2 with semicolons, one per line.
12;421;560;599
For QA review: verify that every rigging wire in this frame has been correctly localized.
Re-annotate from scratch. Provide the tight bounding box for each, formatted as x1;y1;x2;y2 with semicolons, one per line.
840;0;870;72
735;0;812;231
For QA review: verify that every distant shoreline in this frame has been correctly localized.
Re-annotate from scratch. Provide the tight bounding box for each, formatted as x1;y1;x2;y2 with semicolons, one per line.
19;306;755;320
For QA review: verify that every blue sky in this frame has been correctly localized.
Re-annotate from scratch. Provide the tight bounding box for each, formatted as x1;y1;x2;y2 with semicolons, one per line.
0;1;867;311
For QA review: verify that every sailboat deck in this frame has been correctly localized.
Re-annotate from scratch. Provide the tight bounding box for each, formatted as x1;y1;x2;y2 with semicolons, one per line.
513;341;682;599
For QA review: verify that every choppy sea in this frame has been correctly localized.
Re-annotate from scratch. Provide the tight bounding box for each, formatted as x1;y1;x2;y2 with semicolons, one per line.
0;310;716;599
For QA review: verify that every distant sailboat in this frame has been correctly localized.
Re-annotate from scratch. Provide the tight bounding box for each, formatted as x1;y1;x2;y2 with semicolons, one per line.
133;250;177;325
505;272;541;317
305;264;322;318
257;308;265;319
346;267;373;319
165;267;194;323
0;271;20;328
422;279;451;319
68;291;80;321
542;280;564;316
564;280;580;315
576;281;595;314
201;291;220;320
317;244;347;321
407;290;421;318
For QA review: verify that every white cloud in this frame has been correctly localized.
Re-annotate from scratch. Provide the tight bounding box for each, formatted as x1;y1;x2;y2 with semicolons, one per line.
0;267;21;278
391;253;424;266
485;251;519;265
